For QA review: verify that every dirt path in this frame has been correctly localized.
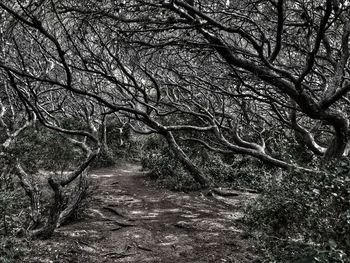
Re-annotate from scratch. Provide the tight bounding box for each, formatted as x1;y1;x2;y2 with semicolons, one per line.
23;163;259;263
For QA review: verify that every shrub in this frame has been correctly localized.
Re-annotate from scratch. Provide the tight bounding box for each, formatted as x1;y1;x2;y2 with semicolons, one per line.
245;158;350;262
0;190;16;236
141;135;200;191
92;147;116;168
203;155;278;190
141;134;275;191
143;151;200;191
0;238;23;263
9;126;84;173
0;172;25;263
0;169;26;237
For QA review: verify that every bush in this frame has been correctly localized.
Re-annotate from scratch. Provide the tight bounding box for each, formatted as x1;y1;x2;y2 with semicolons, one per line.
203;155;278;190
0;168;26;237
0;171;25;263
245;158;350;262
0;190;17;236
95;122;144;166
141;134;276;191
0;238;23;263
145;154;200;191
9;125;84;173
92;147;116;168
141;135;200;191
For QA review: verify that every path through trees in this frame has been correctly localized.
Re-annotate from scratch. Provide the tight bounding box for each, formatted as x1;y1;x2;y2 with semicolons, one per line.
20;162;258;263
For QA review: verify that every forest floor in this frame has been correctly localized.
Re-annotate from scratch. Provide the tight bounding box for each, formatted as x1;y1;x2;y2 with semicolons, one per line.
20;162;260;263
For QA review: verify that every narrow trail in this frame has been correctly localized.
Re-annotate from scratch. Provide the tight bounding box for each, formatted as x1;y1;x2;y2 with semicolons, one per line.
24;163;259;263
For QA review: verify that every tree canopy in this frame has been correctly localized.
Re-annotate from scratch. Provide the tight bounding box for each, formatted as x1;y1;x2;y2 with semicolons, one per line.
2;0;350;175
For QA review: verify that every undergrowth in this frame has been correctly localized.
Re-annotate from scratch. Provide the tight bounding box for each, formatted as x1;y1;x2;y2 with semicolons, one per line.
245;159;350;262
141;135;350;262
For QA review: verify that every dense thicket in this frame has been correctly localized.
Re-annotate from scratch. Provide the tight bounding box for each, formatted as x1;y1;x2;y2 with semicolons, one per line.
1;0;350;261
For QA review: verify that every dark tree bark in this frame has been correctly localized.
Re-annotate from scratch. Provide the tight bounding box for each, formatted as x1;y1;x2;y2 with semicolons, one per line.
57;171;88;227
16;163;42;230
322;111;349;162
30;177;63;239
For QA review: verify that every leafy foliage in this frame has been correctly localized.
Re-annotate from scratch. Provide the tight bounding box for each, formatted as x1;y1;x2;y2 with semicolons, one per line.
93;147;116;168
0;168;26;236
245;159;350;262
0;238;23;263
9;125;84;173
0;189;17;236
94;121;142;168
0;173;25;263
141;134;276;190
203;155;278;190
141;135;200;191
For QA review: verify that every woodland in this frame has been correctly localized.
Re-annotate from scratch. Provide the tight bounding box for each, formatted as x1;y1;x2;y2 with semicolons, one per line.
0;0;350;262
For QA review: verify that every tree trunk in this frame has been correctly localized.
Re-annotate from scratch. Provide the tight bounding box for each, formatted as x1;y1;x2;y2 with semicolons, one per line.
30;177;63;239
322;111;349;163
57;171;88;227
16;164;42;229
323;128;348;162
163;131;210;188
101;115;109;152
